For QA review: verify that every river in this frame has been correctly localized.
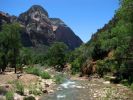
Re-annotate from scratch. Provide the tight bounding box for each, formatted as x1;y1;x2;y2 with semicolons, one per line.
41;79;91;100
40;77;133;100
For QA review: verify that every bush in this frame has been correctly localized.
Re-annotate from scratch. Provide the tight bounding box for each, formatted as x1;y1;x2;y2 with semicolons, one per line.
40;71;51;79
23;96;35;100
46;42;68;70
54;74;65;84
25;67;41;76
120;79;129;87
71;59;81;74
6;91;14;100
15;81;24;95
96;59;112;77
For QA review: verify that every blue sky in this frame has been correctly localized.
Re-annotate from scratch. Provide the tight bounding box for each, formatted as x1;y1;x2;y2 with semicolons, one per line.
0;0;119;42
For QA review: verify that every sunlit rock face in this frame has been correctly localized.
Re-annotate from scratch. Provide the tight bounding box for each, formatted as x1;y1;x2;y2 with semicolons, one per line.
18;5;55;47
0;5;83;49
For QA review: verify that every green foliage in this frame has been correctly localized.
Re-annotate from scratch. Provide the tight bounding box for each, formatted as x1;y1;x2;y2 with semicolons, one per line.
71;0;133;85
6;91;14;100
19;47;32;65
47;42;68;70
68;44;89;74
25;67;41;76
71;58;82;74
15;81;24;95
40;71;51;79
25;66;51;79
28;84;42;95
120;79;129;86
96;60;110;77
130;83;133;91
0;23;22;73
54;73;65;84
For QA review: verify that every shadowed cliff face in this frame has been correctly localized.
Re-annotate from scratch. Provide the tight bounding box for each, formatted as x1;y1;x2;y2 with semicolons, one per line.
50;18;83;49
0;5;83;49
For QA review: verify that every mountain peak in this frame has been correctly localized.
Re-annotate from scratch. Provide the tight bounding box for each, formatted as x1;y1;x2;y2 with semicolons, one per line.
28;5;49;17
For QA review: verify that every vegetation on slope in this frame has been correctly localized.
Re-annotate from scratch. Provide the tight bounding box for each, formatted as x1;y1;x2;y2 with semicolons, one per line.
71;0;133;85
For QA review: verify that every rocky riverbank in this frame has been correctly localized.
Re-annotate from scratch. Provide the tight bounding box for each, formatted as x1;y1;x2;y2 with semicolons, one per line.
71;76;133;100
40;75;133;100
0;71;56;100
1;71;133;100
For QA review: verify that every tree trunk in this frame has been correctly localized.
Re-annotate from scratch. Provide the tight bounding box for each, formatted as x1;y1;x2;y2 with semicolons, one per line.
13;48;17;73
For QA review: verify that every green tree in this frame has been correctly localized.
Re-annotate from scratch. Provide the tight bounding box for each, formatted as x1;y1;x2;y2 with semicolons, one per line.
47;42;68;71
0;23;22;73
19;47;32;65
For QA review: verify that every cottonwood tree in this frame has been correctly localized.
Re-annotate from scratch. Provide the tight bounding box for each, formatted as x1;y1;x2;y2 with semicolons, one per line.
0;23;22;73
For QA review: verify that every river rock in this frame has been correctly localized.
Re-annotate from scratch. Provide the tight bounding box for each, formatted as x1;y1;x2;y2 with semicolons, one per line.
14;93;23;100
24;89;29;96
48;89;54;94
56;87;63;91
0;95;6;100
103;81;110;84
45;83;49;87
42;90;48;94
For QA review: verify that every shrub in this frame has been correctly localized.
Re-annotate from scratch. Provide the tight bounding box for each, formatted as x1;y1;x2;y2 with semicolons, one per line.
96;59;112;77
6;91;14;100
23;96;35;100
54;74;65;84
15;81;24;95
25;67;41;76
40;71;51;79
120;79;129;87
71;59;81;75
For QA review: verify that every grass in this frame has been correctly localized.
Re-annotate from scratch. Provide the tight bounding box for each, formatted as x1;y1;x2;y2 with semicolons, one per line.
25;66;51;79
6;91;14;100
15;81;24;95
25;66;41;76
40;71;51;79
28;83;42;95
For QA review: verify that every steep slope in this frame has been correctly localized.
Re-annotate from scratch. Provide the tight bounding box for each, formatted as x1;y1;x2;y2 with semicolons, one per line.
18;5;55;47
50;18;83;49
0;5;83;49
71;0;133;81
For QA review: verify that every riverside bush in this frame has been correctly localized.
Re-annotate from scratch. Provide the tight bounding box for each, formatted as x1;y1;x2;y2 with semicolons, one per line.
40;71;51;79
25;67;41;76
25;66;51;79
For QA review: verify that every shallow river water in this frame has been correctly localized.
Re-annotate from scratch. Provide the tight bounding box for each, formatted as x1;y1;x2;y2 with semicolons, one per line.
41;79;90;100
